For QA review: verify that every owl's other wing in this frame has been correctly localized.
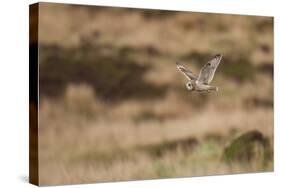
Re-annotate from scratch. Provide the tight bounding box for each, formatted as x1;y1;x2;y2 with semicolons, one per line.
176;62;197;81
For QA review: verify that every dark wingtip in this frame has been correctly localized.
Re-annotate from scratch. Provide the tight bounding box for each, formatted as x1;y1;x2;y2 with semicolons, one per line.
214;54;222;58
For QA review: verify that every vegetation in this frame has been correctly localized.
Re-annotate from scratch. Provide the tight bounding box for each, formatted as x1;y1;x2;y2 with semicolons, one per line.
39;44;166;101
37;3;273;185
223;130;273;167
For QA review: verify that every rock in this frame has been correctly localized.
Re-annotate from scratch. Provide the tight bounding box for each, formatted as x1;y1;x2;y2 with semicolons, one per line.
222;130;271;165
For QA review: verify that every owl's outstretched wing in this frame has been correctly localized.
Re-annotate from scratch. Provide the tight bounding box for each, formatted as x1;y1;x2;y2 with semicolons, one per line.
197;54;222;84
176;62;197;81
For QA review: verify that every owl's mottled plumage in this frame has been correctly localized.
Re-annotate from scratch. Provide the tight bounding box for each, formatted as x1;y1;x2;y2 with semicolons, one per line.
176;54;222;92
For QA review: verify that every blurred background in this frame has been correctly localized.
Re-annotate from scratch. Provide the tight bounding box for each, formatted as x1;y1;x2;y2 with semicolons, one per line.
36;3;273;185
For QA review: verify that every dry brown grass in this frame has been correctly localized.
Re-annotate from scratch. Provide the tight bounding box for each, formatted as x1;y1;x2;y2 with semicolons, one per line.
38;91;273;185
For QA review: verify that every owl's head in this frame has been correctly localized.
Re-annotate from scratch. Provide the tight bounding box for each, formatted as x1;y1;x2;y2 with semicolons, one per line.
186;82;193;91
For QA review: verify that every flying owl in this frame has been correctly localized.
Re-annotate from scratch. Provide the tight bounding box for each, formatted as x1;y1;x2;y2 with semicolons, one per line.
176;54;222;92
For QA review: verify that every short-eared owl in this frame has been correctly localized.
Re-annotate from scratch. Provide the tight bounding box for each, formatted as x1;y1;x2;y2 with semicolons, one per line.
176;54;222;92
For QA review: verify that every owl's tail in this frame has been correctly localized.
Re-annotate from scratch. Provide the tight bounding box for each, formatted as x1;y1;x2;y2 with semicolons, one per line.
208;86;219;92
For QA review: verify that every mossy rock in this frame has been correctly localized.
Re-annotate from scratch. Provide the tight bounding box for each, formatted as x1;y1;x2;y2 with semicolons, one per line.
222;130;272;166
